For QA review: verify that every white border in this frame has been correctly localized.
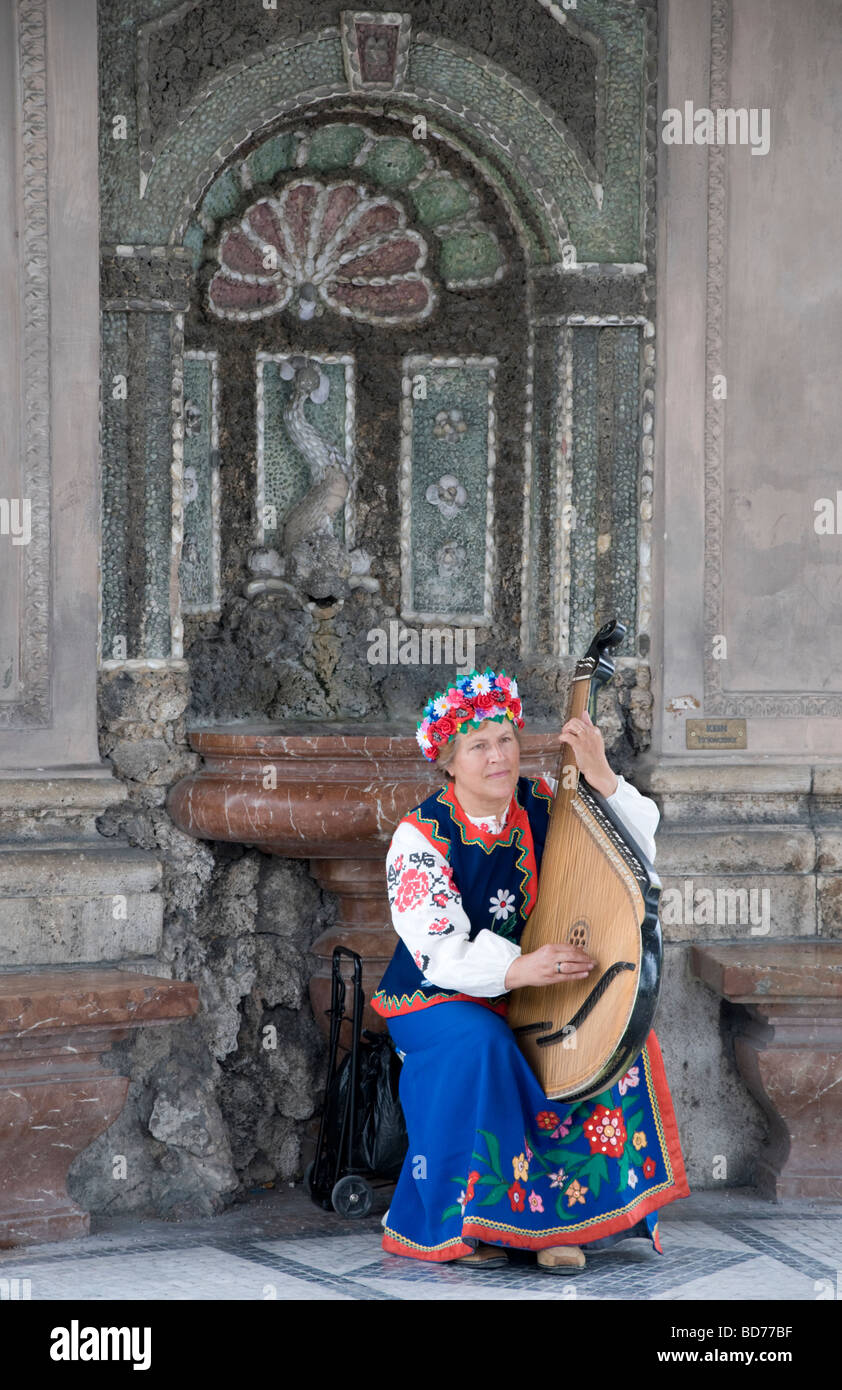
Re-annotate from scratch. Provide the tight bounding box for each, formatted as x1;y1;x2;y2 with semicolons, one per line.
182;349;221;616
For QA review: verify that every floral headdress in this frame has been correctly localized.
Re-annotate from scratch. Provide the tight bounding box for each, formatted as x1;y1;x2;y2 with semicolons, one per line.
416;668;524;762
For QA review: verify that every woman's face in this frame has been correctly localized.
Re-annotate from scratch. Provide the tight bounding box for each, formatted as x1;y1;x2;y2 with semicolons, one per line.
448;719;521;807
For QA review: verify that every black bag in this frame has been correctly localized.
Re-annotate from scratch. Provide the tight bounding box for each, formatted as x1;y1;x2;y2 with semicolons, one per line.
357;1029;408;1179
320;1028;407;1180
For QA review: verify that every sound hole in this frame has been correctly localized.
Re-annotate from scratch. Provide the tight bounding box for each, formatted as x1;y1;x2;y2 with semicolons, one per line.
568;918;589;948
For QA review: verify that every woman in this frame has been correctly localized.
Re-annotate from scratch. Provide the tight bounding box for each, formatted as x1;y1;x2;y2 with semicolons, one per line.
371;668;689;1271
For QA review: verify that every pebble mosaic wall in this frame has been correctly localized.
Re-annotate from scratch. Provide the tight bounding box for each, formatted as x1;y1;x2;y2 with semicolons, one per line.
181;351;221;615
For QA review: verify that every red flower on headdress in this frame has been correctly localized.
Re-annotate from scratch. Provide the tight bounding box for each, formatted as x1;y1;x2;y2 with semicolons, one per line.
416;669;524;761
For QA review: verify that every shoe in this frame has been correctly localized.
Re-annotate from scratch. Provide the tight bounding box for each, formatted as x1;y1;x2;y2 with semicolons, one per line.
455;1242;508;1270
537;1244;586;1271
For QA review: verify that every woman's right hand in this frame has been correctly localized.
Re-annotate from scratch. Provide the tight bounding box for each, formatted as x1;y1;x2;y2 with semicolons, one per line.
504;943;596;990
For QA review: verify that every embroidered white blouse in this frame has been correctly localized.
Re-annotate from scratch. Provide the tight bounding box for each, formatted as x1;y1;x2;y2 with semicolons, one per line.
385;774;659;1000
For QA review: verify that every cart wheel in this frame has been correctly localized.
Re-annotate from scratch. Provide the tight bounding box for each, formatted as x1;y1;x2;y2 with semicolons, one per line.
331;1175;373;1219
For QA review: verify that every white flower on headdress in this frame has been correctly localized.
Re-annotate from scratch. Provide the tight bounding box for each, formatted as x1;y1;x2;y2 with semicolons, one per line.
469;673;492;696
509;679;519;699
431;694;451;716
416;727;432;751
489;889;516;919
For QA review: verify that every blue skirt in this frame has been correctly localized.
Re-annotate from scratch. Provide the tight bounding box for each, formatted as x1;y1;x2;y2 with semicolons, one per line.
383;1001;690;1262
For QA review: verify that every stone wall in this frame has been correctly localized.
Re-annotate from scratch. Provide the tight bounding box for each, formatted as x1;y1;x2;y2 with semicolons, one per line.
64;667;333;1216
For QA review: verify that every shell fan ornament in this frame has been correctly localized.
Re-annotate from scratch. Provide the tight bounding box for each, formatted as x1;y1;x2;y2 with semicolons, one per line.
208;177;435;326
416;669;524;762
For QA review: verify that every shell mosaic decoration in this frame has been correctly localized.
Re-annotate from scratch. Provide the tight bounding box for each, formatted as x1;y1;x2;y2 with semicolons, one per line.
416;669;524;762
208;177;435;326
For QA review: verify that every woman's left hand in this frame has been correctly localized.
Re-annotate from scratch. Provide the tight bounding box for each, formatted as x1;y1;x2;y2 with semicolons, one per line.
558;710;618;798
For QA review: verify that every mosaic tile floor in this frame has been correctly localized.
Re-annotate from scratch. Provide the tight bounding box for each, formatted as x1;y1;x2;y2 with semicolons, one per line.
1;1187;839;1302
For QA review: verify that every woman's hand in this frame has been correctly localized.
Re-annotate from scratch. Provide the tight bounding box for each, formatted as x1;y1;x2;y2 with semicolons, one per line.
504;943;596;990
558;709;618;798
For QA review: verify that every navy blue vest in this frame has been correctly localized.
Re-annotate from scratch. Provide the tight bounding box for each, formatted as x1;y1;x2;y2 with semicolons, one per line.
372;775;553;1018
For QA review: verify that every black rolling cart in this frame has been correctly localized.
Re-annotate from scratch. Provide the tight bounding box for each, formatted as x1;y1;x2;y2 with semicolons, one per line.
304;945;406;1218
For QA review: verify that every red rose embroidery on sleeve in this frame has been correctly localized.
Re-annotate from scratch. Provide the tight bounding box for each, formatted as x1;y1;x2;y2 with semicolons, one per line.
394;867;430;913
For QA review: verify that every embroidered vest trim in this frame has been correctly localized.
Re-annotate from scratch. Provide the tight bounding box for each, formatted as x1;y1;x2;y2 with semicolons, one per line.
372;775;553;1019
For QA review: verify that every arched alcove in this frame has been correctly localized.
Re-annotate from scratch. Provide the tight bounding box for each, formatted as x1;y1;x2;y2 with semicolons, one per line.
100;2;656;727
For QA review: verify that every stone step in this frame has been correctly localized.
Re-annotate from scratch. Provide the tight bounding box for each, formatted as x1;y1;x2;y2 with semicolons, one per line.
0;967;199;1248
0;845;164;968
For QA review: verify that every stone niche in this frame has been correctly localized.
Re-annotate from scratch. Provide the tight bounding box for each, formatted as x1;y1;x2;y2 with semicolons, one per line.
92;0;664;1216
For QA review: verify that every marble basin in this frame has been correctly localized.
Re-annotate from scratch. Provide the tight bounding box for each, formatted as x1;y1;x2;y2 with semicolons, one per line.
167;721;561;1032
